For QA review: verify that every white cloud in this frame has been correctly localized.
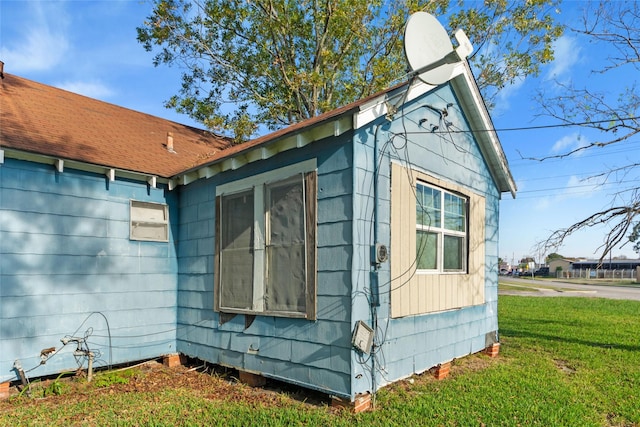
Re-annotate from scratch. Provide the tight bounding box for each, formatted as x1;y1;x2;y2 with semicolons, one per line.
533;172;602;211
545;36;581;80
534;197;551;211
0;2;70;73
492;75;526;116
560;175;602;198
551;132;590;155
56;80;114;100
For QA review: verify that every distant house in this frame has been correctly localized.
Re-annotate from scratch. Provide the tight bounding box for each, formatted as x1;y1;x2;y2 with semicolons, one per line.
1;58;515;406
548;258;574;276
570;259;640;271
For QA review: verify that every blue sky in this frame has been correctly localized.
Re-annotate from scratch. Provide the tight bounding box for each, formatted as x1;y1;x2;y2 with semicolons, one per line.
2;1;638;263
491;3;640;264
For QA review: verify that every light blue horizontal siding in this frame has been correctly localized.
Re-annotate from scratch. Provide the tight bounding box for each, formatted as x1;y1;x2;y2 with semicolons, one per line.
317;271;351;296
1;274;175;296
0;159;178;383
176;137;354;398
350;84;502;397
317;195;352;222
379;307;492;387
178;290;212;310
317;221;350;247
2;290;176;317
2;83;506;402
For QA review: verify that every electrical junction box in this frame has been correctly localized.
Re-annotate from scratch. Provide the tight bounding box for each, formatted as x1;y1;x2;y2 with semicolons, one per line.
352;320;374;354
372;243;389;264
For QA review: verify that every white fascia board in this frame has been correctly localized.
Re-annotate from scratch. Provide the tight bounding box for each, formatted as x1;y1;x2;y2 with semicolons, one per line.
1;148;171;187
197;164;221;179
451;63;517;198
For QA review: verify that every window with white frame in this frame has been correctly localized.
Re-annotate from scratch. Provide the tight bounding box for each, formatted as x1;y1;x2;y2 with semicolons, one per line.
415;182;468;272
215;161;317;319
390;163;484;317
130;200;169;242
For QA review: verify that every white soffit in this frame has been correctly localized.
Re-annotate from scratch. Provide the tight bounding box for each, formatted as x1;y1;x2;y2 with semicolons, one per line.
1;148;165;187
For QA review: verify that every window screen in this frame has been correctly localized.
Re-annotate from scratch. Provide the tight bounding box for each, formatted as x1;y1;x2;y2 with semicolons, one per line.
215;168;316;319
265;178;306;313
220;190;254;310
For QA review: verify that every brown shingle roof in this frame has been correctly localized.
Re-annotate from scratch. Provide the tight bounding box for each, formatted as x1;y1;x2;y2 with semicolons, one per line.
1;71;516;197
0;73;232;178
177;82;407;177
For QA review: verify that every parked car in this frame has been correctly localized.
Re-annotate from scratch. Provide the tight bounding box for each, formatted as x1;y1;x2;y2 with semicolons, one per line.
534;267;550;277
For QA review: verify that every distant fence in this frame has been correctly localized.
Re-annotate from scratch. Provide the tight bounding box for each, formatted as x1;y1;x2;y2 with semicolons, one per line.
560;268;639;281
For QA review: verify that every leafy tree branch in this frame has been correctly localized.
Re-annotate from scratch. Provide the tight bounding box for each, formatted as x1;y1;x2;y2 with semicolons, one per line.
137;0;562;142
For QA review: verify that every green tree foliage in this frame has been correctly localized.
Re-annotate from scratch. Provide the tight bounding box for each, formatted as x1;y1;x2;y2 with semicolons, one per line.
545;252;564;263
630;223;640;255
137;0;562;142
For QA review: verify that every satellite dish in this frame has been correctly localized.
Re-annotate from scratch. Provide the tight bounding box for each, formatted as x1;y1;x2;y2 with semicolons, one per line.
404;12;473;85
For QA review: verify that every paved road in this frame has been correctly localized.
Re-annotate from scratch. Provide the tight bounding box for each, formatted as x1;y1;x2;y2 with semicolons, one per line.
499;277;640;301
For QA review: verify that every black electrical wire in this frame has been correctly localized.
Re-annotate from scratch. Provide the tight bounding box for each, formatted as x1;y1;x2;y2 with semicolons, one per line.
420;115;640;135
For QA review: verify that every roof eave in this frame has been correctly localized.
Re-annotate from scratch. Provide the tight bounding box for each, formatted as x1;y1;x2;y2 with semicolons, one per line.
171;81;437;189
171;62;518;199
0;147;168;186
169;111;357;189
450;63;517;199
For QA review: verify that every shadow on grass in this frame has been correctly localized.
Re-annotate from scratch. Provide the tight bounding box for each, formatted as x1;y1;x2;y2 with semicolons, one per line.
500;327;640;353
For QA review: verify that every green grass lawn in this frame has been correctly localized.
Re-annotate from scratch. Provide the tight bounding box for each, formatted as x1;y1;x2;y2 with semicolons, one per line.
514;276;640;288
2;296;639;426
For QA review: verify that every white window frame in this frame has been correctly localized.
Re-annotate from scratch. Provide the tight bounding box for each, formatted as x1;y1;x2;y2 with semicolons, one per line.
214;159;317;319
415;182;468;273
130;200;169;242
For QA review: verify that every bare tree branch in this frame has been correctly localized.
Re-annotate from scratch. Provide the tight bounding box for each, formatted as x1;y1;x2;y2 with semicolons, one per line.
537;198;640;264
574;1;640;73
531;1;640;260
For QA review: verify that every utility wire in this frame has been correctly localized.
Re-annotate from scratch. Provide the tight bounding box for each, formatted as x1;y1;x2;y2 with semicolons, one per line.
515;170;620;183
413;115;640;135
510;140;640;166
514;178;639;195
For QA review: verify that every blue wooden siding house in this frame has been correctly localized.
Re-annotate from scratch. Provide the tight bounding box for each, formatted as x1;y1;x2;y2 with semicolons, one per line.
1;58;515;404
